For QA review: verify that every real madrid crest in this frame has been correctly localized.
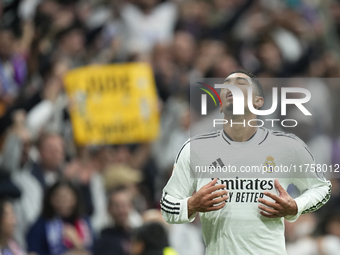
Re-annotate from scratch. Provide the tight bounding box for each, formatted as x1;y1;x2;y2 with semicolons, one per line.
264;155;276;173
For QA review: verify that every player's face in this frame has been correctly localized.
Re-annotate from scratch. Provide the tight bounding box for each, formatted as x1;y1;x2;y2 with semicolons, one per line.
219;73;260;115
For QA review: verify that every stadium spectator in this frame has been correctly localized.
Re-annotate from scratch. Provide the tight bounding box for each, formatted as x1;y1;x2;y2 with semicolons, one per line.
0;198;29;255
26;180;94;255
93;186;135;255
103;163;146;216
131;222;178;255
0;113;43;247
0;27;27;117
63;153;109;235
120;0;177;54
30;133;64;190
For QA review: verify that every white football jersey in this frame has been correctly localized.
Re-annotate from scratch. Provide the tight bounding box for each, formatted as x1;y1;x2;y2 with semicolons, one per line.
161;127;331;255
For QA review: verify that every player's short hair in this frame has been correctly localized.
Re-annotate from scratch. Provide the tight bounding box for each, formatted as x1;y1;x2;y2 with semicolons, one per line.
226;70;265;100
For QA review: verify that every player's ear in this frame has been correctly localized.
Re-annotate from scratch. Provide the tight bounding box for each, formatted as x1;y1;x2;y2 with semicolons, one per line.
254;96;264;109
219;102;222;113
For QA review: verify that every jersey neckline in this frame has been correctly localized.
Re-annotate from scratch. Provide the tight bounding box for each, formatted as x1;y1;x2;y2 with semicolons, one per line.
221;127;269;147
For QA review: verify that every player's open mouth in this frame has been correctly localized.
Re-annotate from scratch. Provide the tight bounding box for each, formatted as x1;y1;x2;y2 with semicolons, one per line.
227;92;233;98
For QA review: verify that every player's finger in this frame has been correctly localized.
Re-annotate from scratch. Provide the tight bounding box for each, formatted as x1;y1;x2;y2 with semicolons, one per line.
258;205;279;215
263;192;284;204
206;202;226;211
208;195;229;206
208;190;228;200
206;178;218;188
260;211;280;218
274;179;286;196
207;184;226;193
258;198;281;210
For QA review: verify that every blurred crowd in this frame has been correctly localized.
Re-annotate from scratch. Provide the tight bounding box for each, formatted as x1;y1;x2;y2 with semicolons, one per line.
0;0;340;254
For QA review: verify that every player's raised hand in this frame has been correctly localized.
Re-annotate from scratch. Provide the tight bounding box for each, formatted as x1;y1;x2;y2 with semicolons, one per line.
258;179;298;218
188;178;228;218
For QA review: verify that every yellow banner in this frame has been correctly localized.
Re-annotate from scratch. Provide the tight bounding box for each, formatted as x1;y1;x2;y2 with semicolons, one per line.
64;63;159;145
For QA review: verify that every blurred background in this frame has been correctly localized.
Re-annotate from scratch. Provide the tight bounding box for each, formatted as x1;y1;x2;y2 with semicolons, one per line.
0;0;340;254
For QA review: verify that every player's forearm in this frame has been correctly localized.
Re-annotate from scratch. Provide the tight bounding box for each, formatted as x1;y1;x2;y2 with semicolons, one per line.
297;181;331;214
286;179;331;222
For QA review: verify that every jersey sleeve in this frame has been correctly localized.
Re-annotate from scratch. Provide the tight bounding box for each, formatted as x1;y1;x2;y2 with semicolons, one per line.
161;140;197;224
285;138;331;222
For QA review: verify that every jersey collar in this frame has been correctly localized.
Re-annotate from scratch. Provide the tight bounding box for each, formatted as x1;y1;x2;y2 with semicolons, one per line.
221;128;267;147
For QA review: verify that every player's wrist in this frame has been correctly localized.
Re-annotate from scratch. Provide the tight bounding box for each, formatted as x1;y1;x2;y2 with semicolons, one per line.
289;199;298;216
188;196;198;217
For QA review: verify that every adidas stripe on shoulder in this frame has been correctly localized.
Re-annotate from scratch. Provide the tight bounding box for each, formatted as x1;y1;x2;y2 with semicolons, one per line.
175;130;220;163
